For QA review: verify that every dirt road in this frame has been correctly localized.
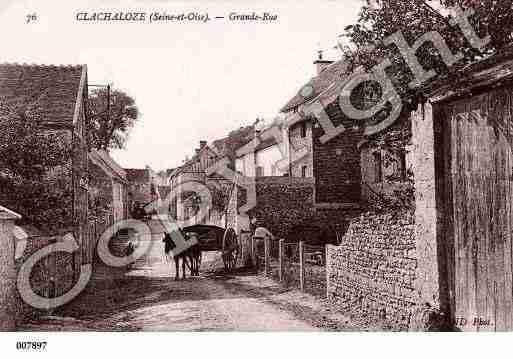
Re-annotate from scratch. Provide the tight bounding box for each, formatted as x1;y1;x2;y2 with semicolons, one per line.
20;245;354;331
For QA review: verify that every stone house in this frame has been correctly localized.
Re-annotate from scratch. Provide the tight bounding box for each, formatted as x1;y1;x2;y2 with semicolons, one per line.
280;54;349;180
0;205;21;330
0;63;90;264
169;140;234;226
281;54;411;208
89;149;128;224
235;124;288;178
125;167;158;217
323;47;513;331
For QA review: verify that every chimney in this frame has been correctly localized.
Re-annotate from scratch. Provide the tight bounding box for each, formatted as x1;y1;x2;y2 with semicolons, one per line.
313;50;334;75
200;140;207;149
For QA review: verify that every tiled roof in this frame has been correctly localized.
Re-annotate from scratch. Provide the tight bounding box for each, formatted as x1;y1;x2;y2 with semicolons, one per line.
0;63;85;126
125;168;149;183
214;125;255;160
255;136;279;152
280;60;349;113
89;150;127;182
171;125;256;179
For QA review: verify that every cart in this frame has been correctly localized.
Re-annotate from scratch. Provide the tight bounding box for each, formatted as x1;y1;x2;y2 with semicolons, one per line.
181;224;239;272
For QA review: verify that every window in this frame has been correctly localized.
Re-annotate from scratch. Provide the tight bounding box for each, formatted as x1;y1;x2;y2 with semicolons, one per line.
300;122;307;138
301;166;308;178
256;166;264;177
373;151;383;183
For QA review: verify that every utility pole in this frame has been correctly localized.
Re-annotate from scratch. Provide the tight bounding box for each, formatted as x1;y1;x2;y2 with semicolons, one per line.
89;83;113;149
106;84;111;125
89;83;112;124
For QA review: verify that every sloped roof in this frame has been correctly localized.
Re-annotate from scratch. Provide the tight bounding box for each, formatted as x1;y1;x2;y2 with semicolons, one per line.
170;125;256;180
0;205;21;220
424;46;513;102
280;60;349;113
0;63;86;127
125;168;149;183
89;150;127;182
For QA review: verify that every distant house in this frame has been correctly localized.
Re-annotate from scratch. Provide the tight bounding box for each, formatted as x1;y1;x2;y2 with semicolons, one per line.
284;54;413;208
89;149;128;224
278;55;367;207
125;167;158;216
0;63;90;248
235;123;288;178
169;141;228;225
169;127;254;227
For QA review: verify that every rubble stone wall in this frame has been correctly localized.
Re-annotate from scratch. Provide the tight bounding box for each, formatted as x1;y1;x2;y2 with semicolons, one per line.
327;211;419;330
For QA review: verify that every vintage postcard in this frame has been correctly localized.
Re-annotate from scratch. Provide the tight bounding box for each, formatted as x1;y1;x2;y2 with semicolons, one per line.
0;0;512;355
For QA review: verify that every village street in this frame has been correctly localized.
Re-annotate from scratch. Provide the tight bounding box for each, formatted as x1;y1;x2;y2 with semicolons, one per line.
19;233;355;332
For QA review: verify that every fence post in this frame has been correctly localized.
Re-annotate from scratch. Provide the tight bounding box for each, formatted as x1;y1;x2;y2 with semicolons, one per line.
264;237;270;276
299;241;305;292
279;239;285;282
251;235;256;270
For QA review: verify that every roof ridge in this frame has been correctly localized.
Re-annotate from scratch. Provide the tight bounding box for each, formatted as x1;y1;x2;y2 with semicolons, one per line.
0;62;83;70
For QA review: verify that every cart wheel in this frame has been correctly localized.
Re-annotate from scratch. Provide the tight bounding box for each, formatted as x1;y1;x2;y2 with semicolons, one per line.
222;227;239;272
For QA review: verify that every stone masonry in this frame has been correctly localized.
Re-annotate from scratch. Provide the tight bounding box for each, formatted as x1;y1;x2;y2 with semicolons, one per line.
327;211;418;330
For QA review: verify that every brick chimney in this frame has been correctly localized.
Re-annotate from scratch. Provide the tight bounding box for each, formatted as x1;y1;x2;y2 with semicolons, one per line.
314;50;334;75
200;140;207;149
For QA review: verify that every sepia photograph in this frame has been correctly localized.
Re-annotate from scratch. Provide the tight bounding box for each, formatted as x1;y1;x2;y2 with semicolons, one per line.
1;0;512;357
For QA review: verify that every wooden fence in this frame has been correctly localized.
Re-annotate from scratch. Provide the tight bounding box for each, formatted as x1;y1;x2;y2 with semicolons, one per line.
251;237;327;298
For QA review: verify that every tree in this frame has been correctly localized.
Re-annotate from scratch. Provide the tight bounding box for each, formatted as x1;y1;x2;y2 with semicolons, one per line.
334;0;513;213
87;87;139;151
0;102;73;231
341;0;513;103
441;0;513;50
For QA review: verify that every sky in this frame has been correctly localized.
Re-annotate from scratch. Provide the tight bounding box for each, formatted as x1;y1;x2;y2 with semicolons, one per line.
0;0;364;172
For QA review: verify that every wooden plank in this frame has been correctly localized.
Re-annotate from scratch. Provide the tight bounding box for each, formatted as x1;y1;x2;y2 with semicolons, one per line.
494;126;506;331
443;105;456;325
474;104;489;332
451;106;464;329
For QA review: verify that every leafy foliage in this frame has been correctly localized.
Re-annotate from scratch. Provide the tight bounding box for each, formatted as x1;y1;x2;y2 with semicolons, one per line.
0;102;73;232
338;0;513;212
441;0;513;50
340;0;513;105
87;88;139;150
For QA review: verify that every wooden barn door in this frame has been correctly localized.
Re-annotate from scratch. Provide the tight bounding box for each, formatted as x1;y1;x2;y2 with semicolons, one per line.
441;88;513;331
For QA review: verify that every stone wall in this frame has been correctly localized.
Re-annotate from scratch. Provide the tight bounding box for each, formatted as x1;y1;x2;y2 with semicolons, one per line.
13;235;77;322
327;211;419;330
0;218;16;330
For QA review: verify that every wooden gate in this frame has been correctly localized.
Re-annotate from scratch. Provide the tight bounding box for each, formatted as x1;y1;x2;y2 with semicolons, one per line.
440;87;513;331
